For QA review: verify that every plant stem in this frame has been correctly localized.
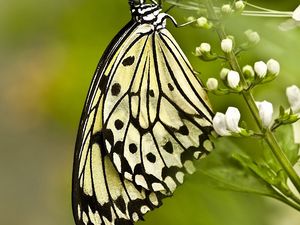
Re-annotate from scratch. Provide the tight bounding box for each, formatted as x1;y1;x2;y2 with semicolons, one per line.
205;0;300;194
274;192;300;211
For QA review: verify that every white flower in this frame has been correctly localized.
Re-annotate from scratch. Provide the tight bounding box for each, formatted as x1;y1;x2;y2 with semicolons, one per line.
206;78;218;91
213;113;231;136
213;107;243;136
200;43;211;52
220;68;230;80
225;107;241;133
242;65;255;77
221;4;233;14
227;70;240;88
245;30;260;44
221;38;233;53
195;43;211;56
267;59;280;76
197;17;208;27
235;1;245;11
254;61;268;78
286;85;300;113
256;101;274;128
292;5;300;21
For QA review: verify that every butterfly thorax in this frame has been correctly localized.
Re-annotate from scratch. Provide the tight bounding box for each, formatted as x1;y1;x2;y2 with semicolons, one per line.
130;3;168;30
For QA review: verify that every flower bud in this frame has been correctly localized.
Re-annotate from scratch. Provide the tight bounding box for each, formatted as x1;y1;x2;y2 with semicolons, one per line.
195;43;211;56
206;78;218;91
225;107;241;133
292;5;300;21
221;38;233;53
196;17;208;27
220;68;230;80
213;113;231;136
254;61;268;78
227;70;240;88
221;4;233;14
267;59;280;76
235;1;245;11
286;85;300;113
186;16;196;23
200;43;211;52
256;101;274;128
245;30;260;45
242;65;255;78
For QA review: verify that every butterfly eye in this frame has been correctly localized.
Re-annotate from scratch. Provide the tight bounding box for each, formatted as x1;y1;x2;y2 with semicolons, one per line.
129;0;145;7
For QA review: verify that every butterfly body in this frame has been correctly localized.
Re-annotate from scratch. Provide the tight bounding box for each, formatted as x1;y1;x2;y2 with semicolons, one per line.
72;1;213;225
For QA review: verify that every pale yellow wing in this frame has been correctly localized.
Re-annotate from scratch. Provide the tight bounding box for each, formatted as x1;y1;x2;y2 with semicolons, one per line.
102;25;214;194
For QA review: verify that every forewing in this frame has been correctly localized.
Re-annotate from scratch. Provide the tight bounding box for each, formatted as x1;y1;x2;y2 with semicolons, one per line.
103;27;214;194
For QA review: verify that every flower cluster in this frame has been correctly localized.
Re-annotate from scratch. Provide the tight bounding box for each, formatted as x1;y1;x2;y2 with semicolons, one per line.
189;0;300;212
213;107;242;136
221;1;245;15
212;85;300;137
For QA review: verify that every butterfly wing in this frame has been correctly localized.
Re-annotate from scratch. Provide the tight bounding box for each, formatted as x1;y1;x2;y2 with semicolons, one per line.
72;21;165;225
102;26;214;194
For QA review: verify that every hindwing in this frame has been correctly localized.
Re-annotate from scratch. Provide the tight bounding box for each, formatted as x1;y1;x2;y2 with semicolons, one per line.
72;22;165;225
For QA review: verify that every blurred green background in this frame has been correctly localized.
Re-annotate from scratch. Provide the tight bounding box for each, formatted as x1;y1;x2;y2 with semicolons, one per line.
1;0;300;225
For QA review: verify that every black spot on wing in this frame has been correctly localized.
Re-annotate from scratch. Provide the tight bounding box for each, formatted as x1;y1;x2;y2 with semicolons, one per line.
168;83;174;91
146;153;156;163
129;143;138;153
111;83;121;96
163;141;173;154
178;125;189;135
115;119;124;130
122;56;135;66
148;89;155;97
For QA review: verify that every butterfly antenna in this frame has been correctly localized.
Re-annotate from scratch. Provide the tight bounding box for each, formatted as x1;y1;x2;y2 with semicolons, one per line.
164;0;180;13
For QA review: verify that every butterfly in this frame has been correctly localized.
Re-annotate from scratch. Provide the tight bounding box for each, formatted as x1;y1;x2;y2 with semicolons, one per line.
72;0;214;224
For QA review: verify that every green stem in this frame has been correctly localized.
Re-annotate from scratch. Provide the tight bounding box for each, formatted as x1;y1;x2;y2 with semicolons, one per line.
273;191;300;211
205;0;300;195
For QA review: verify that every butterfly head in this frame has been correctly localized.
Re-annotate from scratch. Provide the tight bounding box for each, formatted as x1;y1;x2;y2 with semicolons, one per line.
129;0;169;30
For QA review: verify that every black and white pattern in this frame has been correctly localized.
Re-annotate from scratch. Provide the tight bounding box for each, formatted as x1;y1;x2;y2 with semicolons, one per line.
72;1;214;225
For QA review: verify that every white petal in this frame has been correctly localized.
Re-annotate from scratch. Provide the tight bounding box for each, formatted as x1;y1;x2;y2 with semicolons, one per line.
200;43;211;52
221;38;233;53
245;30;260;44
235;1;245;10
267;59;280;75
225;107;241;133
286;85;300;113
292;119;300;144
213;113;231;136
256;101;273;128
292;5;300;21
254;61;267;78
227;70;240;88
220;68;230;80
197;17;208;27
242;65;255;77
206;78;218;91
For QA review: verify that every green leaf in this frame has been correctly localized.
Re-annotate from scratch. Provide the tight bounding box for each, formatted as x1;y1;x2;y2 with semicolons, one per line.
196;138;282;198
274;125;300;165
